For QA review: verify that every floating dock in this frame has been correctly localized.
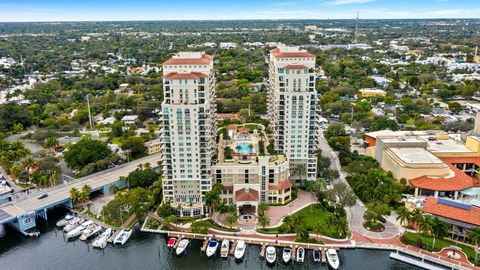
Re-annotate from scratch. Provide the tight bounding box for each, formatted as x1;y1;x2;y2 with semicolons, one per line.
390;251;457;270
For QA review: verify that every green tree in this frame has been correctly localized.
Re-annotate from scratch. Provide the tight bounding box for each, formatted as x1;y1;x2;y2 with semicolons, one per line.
448;101;462;114
70;187;80;206
257;203;270;216
293;163;307;185
64;138;112;170
396;206;411;227
468;228;480;264
363;202;390;227
110;121;124;137
226;212;238;229
258;215;270;229
126;167;160;188
205;183;224;215
121;136;146;158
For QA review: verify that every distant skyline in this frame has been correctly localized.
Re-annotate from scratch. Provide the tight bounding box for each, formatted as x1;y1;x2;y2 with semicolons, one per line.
0;0;479;22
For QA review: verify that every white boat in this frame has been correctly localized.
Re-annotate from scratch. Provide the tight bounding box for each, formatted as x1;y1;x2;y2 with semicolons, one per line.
282;247;292;264
313;249;321;263
63;218;83;233
266;246;276;264
234;240;246;260
205;238;219;257
113;229;132;245
56;214;74;228
326;248;340;270
175;239;189;256
79;224;102;241
92;228;112;249
220;239;230;258
296;247;305;263
66;225;86;239
80;220;94;227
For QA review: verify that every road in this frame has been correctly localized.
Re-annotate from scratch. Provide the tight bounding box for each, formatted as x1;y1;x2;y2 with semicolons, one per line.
317;130;399;239
1;153;162;215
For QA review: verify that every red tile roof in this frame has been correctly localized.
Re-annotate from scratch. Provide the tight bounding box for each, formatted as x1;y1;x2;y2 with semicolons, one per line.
283;64;309;70
270;48;314;58
409;162;474;191
268;179;292;191
163;53;213;65
163;72;208;80
422;197;480;226
223;184;233;192
235;188;259;202
238;127;249;133
226;125;237;130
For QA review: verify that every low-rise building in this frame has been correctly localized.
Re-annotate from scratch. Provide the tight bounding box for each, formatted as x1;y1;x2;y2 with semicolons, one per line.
121;115;138;125
359;88;386;98
144;139;161;155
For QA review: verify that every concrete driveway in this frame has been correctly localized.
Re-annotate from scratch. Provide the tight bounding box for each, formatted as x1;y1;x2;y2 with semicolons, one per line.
266;190;316;227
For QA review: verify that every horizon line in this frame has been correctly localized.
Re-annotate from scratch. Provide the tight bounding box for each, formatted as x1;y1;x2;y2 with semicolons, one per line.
1;18;480;24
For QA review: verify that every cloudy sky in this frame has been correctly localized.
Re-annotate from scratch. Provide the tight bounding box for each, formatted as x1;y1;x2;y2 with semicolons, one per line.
0;0;479;22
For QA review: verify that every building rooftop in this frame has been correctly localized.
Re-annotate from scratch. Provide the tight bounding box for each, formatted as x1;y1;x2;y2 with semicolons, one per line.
283;64;309;70
423;138;473;153
422;197;480;226
235;188;259;202
270;47;314;59
410;160;475;191
163;52;213;65
359;88;386;93
389;147;443;164
163;72;208;80
268;179;292;191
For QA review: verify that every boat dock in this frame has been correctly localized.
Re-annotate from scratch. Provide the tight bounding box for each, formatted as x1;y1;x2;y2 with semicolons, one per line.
229;240;237;255
260;243;266;258
321;248;326;263
390;251;447;270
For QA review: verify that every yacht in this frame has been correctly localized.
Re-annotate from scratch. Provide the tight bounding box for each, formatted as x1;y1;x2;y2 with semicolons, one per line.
313;249;321;263
265;246;276;264
234;240;246;260
296;247;305;263
282;247;292;264
56;214;74;228
326;248;340;270
79;224;102;241
175;239;189;256
167;238;177;249
66;225;86;240
205;238;219;257
220;239;230;258
92;228;112;249
63;218;83;233
113;229;132;245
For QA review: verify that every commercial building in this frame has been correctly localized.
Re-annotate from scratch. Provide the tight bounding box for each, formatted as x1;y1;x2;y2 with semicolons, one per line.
160;52;216;216
268;46;318;182
144;139;161;155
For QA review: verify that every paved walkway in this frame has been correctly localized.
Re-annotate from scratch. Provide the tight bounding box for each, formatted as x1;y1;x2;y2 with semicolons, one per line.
265;190;316;227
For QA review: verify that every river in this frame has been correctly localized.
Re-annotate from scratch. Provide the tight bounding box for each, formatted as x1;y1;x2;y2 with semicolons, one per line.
0;209;421;270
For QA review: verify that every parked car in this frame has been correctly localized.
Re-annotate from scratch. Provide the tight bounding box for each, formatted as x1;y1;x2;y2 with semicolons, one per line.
379;217;387;223
38;194;48;199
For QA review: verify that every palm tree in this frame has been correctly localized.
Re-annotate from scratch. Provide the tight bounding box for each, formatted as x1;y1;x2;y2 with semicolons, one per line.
257;203;270;216
396;206;411;227
78;184;92;210
235;145;242;153
418;215;434;251
432;218;448;251
22;157;37;174
226;212;238;229
294;224;309;242
282;215;295;232
248;143;254;153
49;166;61;187
293;163;307;185
144;162;151;169
258;215;271;229
325;215;338;231
70;187;80;207
411;208;424;233
9;164;22;180
313;222;323;235
39;174;49;187
469;228;480;264
205;184;223;215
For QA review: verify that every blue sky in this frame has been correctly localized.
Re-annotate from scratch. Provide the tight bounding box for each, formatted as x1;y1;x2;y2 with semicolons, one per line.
0;0;479;22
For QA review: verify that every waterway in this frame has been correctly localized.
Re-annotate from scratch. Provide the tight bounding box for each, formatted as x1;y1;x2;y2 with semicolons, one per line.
0;209;422;270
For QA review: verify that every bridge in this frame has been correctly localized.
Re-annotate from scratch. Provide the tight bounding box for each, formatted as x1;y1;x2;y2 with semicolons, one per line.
0;153;161;234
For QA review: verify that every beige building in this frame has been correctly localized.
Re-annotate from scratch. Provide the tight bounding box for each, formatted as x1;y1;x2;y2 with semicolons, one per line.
268;46;318;182
160;52;217;217
144;139;161;155
358;88;386;97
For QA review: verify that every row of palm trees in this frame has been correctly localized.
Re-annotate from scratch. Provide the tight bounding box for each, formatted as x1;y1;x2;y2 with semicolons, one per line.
69;184;92;211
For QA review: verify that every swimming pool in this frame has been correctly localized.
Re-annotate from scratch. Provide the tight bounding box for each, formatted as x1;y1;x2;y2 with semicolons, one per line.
236;142;253;154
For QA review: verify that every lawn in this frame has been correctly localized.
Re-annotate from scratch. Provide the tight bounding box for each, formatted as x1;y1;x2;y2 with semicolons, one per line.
190;219;240;234
401;232;479;266
257;204;349;239
111;137;123;146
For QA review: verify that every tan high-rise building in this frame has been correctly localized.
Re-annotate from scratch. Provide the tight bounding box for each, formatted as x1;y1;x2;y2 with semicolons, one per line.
268;46;319;182
160;52;216;216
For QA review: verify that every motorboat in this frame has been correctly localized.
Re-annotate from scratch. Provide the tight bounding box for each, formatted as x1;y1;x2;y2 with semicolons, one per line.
265;246;276;264
92;228;112;249
220;239;230;258
313;249;321;263
80;220;94;227
66;225;86;240
205;238;219;257
326;248;340;270
63;218;83;233
234;240;246;260
167;237;177;248
296;247;305;263
79;224;102;241
56;214;74;228
175;239;189;256
282;247;292;264
113;229;132;245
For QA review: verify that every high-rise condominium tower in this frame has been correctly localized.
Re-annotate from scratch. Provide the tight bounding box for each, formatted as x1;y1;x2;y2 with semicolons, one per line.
268;46;318;182
160;52;216;216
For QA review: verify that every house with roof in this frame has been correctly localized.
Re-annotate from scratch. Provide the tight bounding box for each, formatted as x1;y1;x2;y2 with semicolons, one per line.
121;115;138;125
